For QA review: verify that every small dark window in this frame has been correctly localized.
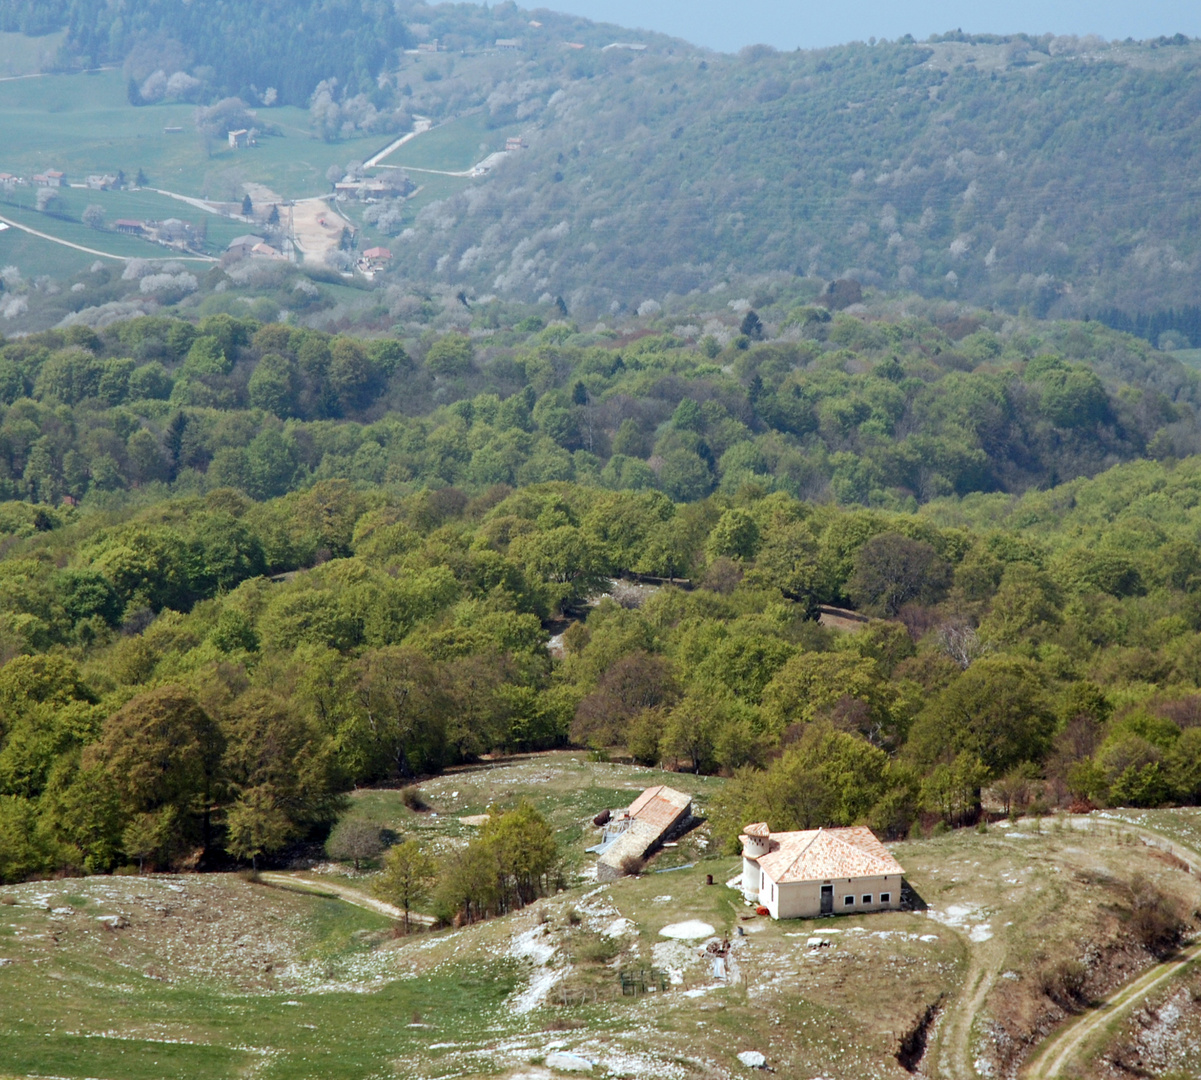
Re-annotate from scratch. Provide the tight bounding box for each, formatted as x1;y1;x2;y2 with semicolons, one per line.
844;895;855;906
880;892;891;903
862;894;872;905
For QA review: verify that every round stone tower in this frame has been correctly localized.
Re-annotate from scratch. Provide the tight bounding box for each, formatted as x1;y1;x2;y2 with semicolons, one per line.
739;822;772;901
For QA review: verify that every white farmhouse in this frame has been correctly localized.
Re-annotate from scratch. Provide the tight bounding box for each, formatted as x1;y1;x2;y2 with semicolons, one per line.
739;822;905;919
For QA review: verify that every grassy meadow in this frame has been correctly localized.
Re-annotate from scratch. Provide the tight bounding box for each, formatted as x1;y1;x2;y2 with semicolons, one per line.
340;753;723;877
4;753;1199;1079
0;223;106;276
0;69;380;202
0;200;206;260
0;31;65;78
379;113;519;173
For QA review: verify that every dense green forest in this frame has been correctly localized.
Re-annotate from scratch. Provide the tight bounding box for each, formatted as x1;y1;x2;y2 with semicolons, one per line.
2;307;1201;881
0;308;1196;509
6;449;1201;881
2;1;1201;887
0;0;652;104
4;1;1200;316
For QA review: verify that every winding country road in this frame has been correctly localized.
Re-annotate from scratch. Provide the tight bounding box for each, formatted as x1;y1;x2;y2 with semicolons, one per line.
0;213;215;262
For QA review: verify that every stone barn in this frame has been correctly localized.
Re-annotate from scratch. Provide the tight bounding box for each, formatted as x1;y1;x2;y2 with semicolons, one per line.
739;822;905;919
591;785;693;881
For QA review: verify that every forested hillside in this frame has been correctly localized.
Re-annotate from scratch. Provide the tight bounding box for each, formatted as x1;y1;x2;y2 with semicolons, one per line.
0;308;1199;882
4;2;1200;318
4;2;1201;889
6;446;1201;881
0;308;1195;510
390;31;1201;320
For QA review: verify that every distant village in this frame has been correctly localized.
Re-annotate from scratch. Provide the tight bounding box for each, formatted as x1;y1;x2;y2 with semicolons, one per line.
0;114;534;278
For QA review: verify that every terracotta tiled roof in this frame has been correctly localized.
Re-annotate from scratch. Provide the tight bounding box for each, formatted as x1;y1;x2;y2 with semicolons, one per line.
626;785;691;831
754;826;904;883
741;821;770;838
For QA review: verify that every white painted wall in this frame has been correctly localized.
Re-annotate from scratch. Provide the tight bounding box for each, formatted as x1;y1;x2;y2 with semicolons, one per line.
758;873;903;919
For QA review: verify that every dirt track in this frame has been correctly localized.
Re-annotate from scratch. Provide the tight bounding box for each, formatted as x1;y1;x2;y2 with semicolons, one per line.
259;871;436;926
1016;817;1201;1079
1023;941;1201;1078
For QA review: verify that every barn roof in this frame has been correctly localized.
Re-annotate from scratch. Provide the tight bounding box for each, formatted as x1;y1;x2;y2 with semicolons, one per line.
626;784;692;831
753;826;904;883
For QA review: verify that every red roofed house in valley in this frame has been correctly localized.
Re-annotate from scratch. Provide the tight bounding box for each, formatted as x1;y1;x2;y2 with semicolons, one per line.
592;785;693;881
739;823;905;919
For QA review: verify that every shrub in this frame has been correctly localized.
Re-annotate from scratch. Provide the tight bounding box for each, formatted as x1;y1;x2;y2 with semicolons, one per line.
567;908;582;926
1126;876;1187;958
619;854;645;877
577;936;620;963
400;786;429;812
1038;958;1087;1009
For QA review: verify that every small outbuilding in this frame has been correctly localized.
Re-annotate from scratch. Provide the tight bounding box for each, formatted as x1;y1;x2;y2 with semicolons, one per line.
226;234;265;256
251;241;287;260
739;823;905;919
591;784;693;881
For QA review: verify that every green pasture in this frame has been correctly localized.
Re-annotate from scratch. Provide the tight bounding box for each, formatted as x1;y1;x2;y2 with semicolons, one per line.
376;112;520;173
0;67;504;272
406;171;474;209
341;753;723;875
0;69;379;202
0;201;197;261
0;31;65;78
0;182;288;261
0;876;516;1080
0;224;103;277
1172;348;1201;370
66;189;251;252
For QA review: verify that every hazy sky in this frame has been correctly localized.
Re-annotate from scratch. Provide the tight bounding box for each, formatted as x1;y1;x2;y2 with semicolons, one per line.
539;1;1201;52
